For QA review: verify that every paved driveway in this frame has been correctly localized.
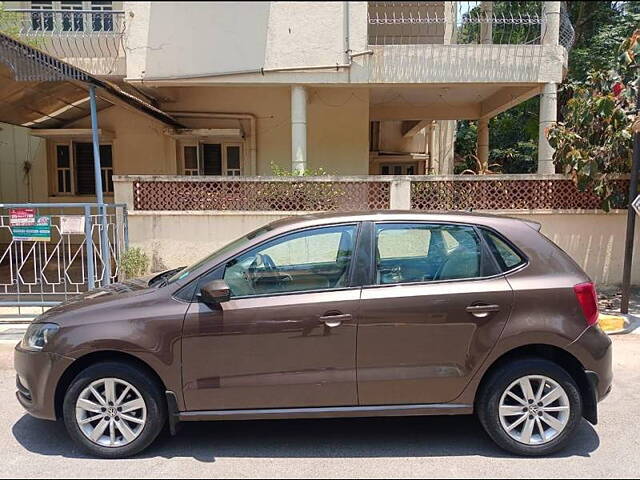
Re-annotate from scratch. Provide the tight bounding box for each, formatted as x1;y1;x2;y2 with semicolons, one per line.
0;336;638;479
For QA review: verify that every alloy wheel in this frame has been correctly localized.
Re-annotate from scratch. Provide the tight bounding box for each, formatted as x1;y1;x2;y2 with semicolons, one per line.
75;377;147;448
498;375;571;445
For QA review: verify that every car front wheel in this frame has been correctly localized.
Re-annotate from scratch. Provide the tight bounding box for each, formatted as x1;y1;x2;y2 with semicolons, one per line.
477;358;583;456
63;361;166;458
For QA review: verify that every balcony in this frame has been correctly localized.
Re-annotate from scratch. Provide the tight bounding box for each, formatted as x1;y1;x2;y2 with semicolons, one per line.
365;1;574;84
0;8;126;76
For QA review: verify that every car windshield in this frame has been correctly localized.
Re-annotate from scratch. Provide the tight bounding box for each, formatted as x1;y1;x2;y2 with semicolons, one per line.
165;224;275;285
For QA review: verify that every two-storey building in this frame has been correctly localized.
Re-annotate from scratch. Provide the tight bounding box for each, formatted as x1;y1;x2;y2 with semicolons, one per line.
1;1;571;203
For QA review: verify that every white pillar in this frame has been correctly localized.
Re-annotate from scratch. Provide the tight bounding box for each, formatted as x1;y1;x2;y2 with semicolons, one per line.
538;82;557;174
389;178;411;210
480;2;493;45
291;85;307;174
542;1;561;46
477;118;489;169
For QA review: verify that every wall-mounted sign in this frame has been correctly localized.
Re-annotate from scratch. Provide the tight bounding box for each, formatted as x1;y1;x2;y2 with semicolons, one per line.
11;216;51;242
9;208;36;227
60;215;85;235
633;194;640;216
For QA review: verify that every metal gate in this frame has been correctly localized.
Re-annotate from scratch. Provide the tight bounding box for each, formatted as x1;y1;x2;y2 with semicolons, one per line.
0;203;128;309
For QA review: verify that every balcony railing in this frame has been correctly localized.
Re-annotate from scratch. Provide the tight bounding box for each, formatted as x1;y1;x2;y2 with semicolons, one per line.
368;1;574;48
0;8;125;71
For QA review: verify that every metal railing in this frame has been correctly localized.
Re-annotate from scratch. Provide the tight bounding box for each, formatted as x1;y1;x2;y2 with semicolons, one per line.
368;1;573;48
0;203;128;307
0;8;125;63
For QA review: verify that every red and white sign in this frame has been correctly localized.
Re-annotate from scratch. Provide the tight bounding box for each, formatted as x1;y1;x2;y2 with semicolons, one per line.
9;208;36;227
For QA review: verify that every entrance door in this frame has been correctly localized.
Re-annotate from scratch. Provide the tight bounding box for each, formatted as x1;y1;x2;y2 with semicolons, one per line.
181;224;361;411
357;222;514;405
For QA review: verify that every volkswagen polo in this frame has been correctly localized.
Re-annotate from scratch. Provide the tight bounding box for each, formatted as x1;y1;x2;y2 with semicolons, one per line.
14;211;612;458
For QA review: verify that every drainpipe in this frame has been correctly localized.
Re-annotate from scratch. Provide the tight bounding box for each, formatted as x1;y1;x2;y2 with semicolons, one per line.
343;1;350;81
291;85;308;174
167;111;257;175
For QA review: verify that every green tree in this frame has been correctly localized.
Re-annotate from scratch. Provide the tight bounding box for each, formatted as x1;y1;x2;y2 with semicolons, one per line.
547;31;640;210
455;1;640;176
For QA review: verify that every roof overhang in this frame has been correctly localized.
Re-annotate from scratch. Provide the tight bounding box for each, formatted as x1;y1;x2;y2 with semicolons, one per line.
0;32;183;129
30;128;115;141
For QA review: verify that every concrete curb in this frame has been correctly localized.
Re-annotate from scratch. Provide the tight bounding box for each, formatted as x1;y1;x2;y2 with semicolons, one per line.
599;312;640;335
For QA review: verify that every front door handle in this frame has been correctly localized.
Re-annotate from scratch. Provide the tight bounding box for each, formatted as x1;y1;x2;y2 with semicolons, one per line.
319;313;352;328
465;304;501;318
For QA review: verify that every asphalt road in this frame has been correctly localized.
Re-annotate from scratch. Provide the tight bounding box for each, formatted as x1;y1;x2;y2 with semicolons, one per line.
0;336;638;479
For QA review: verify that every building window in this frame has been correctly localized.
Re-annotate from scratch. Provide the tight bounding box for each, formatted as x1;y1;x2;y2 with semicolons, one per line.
91;1;114;32
380;163;418;175
183;146;199;176
53;142;113;195
181;142;243;176
369;121;380;152
31;1;54;32
55;144;72;193
61;1;84;32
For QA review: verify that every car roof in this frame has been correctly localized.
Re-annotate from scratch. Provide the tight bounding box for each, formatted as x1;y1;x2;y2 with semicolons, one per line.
264;210;541;232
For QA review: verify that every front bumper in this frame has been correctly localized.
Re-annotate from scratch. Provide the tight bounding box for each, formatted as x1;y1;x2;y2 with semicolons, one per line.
14;343;75;420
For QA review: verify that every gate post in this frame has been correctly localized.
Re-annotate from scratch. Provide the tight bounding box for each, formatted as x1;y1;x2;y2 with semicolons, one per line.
84;205;96;290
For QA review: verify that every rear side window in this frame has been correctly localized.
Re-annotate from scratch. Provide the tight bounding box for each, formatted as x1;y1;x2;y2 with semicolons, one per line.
374;223;492;284
482;229;526;272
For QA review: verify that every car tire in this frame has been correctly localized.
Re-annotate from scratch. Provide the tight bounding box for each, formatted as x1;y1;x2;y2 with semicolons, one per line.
476;357;583;456
63;361;166;459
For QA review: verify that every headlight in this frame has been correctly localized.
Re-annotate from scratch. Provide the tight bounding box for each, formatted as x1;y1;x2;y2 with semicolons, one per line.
21;323;59;352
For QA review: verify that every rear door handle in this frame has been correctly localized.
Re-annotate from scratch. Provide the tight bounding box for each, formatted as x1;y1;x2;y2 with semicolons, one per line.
465;304;501;318
319;313;352;328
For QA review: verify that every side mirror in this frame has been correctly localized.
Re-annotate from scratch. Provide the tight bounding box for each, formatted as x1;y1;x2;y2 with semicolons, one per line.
199;279;231;305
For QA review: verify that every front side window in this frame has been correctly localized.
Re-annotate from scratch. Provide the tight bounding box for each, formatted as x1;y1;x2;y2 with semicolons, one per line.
375;223;488;285
223;225;357;297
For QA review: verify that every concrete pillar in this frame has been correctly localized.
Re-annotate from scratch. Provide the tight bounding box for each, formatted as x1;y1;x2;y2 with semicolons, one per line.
542;1;561;46
291;85;308;174
480;2;493;45
538;82;557;174
389;178;411;210
477;118;490;170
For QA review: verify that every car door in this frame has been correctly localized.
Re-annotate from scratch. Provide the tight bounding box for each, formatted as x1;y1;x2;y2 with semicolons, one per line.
181;223;362;411
357;221;514;406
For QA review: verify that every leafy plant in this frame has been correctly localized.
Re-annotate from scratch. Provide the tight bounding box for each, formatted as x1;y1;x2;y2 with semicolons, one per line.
459;154;502;175
270;161;330;177
0;5;43;48
119;247;150;279
547;30;639;210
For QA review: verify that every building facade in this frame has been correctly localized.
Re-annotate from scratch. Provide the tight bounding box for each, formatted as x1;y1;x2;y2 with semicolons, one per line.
0;1;570;204
5;2;636;287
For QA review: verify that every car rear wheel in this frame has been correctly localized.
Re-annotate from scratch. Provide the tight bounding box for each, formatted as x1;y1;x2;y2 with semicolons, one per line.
477;358;583;456
63;361;166;458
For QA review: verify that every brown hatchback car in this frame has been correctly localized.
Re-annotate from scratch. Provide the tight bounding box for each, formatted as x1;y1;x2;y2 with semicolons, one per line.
14;212;612;458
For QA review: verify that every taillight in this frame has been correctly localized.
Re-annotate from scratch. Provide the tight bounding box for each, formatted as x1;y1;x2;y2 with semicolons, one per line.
573;282;599;327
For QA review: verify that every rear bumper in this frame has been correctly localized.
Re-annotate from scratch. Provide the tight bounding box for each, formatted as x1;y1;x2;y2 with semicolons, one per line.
567;325;613;425
14;343;75;421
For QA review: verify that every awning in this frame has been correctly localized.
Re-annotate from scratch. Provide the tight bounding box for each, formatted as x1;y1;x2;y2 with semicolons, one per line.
0;32;182;129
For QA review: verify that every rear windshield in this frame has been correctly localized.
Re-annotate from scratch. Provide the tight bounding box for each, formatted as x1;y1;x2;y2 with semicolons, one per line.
481;229;526;272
